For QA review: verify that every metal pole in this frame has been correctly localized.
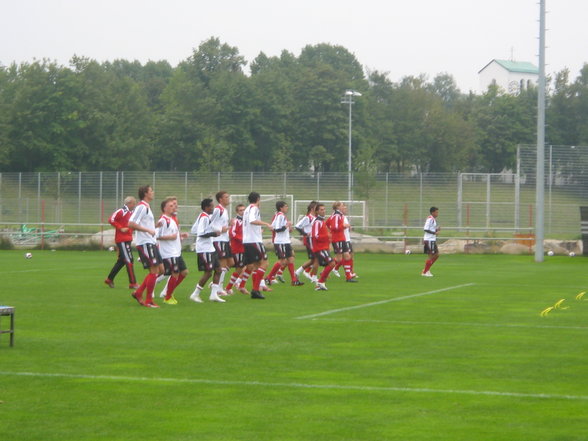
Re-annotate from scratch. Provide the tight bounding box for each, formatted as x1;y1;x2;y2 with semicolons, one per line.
535;0;546;262
348;97;352;203
515;146;520;231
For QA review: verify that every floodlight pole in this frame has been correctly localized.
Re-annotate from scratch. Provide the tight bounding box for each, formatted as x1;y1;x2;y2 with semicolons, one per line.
535;0;546;262
342;90;361;204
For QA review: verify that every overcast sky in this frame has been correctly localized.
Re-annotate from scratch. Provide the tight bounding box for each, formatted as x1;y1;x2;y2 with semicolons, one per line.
1;0;586;92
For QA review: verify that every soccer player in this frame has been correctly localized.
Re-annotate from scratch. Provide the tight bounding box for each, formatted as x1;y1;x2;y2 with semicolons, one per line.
210;191;233;296
104;196;139;289
128;185;164;308
242;192;273;299
189;198;225;303
294;201;318;283
156;197;189;305
225;204;249;295
311;203;337;290
326;201;357;282
266;201;304;286
422;206;440;277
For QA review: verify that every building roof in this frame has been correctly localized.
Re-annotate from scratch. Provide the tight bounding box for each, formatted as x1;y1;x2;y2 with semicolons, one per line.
478;59;539;75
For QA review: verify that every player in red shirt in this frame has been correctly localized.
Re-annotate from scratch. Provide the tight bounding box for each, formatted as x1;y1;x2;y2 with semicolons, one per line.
224;204;250;295
326;201;357;282
104;196;139;289
311;203;337;291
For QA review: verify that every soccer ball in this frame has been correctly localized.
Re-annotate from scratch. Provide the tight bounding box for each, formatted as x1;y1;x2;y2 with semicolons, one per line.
108;246;115;252
547;250;554;256
569;252;576;257
24;252;32;259
405;249;412;255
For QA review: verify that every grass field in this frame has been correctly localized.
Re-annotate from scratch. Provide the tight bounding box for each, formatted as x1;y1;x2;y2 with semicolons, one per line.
1;250;588;441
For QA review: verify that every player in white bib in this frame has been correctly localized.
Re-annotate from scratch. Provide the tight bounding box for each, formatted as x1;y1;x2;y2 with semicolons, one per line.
189;198;225;303
210;191;233;296
128;185;163;308
422;206;440;277
294;201;318;282
156;197;189;305
242;192;273;299
265;201;304;286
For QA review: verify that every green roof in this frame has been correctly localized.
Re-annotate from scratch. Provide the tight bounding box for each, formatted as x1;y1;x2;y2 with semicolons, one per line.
494;59;539;74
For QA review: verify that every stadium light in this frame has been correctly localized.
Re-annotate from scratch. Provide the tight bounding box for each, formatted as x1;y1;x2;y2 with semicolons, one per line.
341;90;362;203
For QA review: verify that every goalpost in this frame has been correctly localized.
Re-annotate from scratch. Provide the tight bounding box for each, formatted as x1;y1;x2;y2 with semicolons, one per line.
293;200;367;228
178;194;294;224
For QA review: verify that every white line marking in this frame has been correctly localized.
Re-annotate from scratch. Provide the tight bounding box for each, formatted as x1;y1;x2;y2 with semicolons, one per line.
0;371;585;401
312;318;588;331
295;283;476;320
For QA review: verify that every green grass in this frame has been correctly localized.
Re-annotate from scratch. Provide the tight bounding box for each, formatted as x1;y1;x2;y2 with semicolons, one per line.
1;250;588;440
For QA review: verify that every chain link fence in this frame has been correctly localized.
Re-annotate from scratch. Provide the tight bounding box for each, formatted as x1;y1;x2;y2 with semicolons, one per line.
1;158;587;250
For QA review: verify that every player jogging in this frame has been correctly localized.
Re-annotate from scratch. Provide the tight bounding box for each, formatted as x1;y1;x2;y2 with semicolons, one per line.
311;203;337;291
242;192;273;299
189;198;225;303
156;197;189;305
128;185;164;308
104;196;139;289
294;201;318;283
224;204;250;295
422;206;440;277
326;201;357;283
266;201;304;286
210;191;233;296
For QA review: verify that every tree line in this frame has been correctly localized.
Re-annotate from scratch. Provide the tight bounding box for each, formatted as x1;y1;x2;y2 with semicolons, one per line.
1;37;587;174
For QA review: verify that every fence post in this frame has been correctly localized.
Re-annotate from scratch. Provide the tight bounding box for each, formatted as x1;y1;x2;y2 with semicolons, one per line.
457;173;462;230
486;174;491;229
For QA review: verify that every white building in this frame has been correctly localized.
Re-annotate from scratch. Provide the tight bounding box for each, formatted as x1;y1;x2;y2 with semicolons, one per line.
478;59;539;94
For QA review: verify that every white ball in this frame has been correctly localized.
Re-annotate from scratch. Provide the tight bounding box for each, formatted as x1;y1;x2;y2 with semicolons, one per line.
569;252;576;257
547;250;554;256
25;252;32;259
108;246;115;252
405;249;411;255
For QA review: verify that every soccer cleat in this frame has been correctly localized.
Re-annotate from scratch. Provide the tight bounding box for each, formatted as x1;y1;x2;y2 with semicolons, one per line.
131;291;144;305
346;278;358;283
421;271;433;277
333;269;341;278
276;275;286;283
250;290;265;299
351;273;360;279
144;300;160;308
291;280;304;286
163;296;177;305
315;282;328;291
129;284;140;289
225;289;234;295
189;293;203;303
209;294;226;303
104;279;115;288
238;287;250;295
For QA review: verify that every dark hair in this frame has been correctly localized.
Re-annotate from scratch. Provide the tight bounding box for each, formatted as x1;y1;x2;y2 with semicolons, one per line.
235;203;245;212
248;192;260;204
306;200;317;214
430;206;439;214
215;191;228;203
138;185;152;200
201;198;214;211
276;201;287;212
315;203;325;211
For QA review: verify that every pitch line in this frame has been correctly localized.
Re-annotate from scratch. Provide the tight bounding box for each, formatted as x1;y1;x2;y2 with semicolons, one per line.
313;318;588;331
0;371;586;401
295;283;475;320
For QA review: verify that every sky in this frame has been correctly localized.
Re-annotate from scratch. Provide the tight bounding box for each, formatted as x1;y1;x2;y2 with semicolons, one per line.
1;0;586;93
